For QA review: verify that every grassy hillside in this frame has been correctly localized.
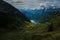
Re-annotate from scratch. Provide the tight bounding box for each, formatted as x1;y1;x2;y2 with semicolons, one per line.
0;0;60;40
1;12;60;40
0;0;30;37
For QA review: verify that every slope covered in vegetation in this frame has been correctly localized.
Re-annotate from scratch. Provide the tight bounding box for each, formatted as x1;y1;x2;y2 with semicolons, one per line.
0;0;30;34
1;10;60;40
0;0;60;40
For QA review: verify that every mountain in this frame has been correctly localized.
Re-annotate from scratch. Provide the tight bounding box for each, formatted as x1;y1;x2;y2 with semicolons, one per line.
0;0;30;31
20;6;60;24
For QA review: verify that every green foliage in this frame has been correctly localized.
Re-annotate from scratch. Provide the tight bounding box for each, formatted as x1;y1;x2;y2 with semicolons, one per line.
0;6;60;40
1;14;60;40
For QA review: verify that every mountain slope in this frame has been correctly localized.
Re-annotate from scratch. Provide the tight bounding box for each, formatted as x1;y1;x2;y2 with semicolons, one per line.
0;0;30;32
20;7;60;23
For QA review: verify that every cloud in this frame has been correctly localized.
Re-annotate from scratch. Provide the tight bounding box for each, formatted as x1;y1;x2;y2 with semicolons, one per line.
4;0;23;3
4;0;60;9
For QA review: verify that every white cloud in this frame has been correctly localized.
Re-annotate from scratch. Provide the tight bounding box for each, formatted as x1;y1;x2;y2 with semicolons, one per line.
12;0;18;2
4;0;60;9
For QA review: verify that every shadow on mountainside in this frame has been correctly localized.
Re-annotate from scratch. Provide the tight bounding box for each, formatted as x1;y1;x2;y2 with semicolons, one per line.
0;0;30;33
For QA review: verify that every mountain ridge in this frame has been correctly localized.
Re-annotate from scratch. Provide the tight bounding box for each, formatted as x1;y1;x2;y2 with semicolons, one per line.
20;7;60;23
0;0;30;31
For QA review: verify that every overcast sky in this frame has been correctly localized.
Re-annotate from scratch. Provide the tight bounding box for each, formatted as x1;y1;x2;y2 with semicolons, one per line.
4;0;60;9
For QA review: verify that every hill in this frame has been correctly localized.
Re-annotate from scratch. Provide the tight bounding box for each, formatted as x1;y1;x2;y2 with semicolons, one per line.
0;0;30;32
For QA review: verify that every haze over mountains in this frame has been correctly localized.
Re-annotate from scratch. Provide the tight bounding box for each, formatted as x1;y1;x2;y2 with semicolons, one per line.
4;0;60;24
20;5;60;24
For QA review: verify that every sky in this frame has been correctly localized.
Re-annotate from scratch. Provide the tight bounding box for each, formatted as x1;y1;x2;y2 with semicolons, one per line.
4;0;60;9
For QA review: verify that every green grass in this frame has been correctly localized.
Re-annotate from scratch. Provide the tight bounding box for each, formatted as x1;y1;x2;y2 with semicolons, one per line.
0;13;60;40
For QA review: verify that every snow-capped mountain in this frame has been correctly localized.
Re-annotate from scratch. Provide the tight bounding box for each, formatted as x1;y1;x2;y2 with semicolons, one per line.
19;5;60;24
